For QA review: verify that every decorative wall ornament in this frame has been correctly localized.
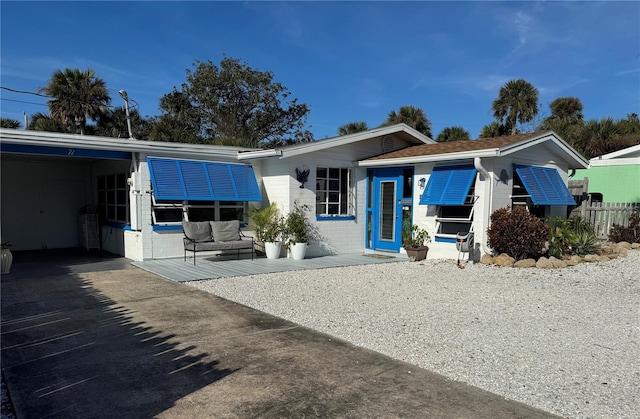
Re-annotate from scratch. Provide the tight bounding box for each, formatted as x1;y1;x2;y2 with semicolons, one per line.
296;167;310;189
496;169;510;185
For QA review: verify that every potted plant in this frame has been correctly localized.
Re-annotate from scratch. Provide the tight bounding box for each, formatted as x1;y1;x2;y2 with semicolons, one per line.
1;242;13;274
284;201;312;260
403;225;430;261
249;203;285;259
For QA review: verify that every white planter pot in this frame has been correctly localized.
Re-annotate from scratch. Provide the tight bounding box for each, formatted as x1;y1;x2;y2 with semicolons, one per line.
290;242;307;260
1;248;13;274
264;241;282;259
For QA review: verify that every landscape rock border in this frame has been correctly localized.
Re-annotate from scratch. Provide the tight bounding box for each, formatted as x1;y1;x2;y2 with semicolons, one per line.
480;241;639;268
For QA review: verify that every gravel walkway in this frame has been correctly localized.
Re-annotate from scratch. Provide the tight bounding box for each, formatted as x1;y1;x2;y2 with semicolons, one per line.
189;250;640;419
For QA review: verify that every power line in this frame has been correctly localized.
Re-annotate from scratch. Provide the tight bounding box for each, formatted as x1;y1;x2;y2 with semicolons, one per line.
1;85;141;113
0;97;48;107
0;86;49;98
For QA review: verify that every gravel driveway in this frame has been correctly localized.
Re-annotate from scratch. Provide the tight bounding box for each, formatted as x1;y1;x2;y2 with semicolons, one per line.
189;250;640;419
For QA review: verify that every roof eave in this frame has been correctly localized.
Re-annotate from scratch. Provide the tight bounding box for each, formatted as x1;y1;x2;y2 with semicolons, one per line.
357;149;499;167
279;123;435;159
498;131;589;169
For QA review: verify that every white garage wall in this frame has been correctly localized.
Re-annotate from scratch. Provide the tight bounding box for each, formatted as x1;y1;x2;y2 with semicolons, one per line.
1;159;92;251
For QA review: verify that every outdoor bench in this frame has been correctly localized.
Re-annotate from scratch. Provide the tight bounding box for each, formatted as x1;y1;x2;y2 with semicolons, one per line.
183;220;254;265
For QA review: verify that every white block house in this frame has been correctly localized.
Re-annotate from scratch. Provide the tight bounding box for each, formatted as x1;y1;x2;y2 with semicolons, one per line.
1;126;587;261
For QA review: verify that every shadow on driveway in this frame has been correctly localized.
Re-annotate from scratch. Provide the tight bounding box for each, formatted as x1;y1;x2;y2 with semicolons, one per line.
1;250;235;418
1;249;559;418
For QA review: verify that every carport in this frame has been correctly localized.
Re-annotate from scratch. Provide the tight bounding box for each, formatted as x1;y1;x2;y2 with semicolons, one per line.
0;138;131;252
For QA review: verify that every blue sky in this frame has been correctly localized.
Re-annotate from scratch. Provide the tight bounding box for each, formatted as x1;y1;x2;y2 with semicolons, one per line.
1;1;638;140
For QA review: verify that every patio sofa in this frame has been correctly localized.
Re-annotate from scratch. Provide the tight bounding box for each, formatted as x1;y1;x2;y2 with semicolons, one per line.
183;220;254;265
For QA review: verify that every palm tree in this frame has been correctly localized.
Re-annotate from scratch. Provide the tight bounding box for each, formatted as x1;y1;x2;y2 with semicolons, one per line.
492;79;539;135
575;117;640;158
548;97;583;122
576;118;620;158
0;117;21;129
39;68;111;135
382;105;432;138
28;112;70;133
436;126;470;142
538;97;585;146
95;107;150;139
479;121;510;138
338;121;368;136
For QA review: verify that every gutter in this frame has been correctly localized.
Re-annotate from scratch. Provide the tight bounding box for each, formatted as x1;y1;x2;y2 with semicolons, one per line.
474;157;493;256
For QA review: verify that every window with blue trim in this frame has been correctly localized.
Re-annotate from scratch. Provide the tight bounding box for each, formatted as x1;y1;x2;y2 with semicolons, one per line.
316;167;354;217
151;197;246;225
420;165;477;242
148;157;260;226
511;165;576;219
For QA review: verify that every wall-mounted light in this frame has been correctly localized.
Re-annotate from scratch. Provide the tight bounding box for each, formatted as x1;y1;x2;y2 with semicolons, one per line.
419;177;426;189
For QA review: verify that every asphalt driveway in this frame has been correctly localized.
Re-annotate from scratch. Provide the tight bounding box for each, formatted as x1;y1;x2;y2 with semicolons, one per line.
1;251;557;418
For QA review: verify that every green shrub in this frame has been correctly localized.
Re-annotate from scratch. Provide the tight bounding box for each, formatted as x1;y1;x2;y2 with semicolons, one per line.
487;206;549;260
547;216;599;257
608;212;640;243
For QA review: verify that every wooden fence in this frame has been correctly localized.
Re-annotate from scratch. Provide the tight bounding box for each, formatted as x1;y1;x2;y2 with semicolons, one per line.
570;200;640;239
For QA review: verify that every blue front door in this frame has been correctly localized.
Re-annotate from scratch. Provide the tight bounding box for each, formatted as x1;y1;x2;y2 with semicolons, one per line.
371;169;404;252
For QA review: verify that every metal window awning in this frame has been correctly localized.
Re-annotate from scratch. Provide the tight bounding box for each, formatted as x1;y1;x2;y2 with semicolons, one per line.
419;164;477;205
514;165;576;205
148;157;261;201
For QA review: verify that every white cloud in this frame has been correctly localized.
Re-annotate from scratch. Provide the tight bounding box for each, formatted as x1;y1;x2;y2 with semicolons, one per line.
616;68;640;76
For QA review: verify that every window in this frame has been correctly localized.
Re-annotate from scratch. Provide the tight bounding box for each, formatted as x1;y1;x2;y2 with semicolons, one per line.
435;184;476;241
316;167;354;216
419;165;477;242
97;174;129;223
511;165;575;219
151;197;246;225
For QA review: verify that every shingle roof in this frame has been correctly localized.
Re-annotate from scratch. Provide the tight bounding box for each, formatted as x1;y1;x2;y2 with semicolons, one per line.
366;131;549;161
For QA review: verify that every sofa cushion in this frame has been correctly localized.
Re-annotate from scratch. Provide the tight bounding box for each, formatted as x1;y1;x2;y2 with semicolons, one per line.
210;220;241;242
183;221;213;242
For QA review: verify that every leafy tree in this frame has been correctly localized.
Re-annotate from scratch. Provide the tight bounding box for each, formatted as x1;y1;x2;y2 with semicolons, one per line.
382;105;432;138
147;91;202;143
157;57;311;147
436;126;470;142
39;68;111;135
28;112;70;133
261;130;314;148
479;121;510;138
492;79;539;135
338;121;368;136
1;117;21;129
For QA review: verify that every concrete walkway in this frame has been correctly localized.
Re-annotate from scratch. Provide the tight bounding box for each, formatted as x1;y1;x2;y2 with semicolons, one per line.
1;251;557;418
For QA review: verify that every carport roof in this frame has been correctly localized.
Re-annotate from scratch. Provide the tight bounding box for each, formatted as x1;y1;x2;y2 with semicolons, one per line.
359;131;589;169
0;128;253;160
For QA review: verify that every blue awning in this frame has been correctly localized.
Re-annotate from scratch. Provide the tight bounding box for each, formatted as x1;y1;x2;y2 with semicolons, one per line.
419;165;477;205
514;165;576;205
148;157;261;201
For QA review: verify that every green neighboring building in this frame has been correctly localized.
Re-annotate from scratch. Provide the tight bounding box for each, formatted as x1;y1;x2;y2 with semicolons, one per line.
573;144;640;203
